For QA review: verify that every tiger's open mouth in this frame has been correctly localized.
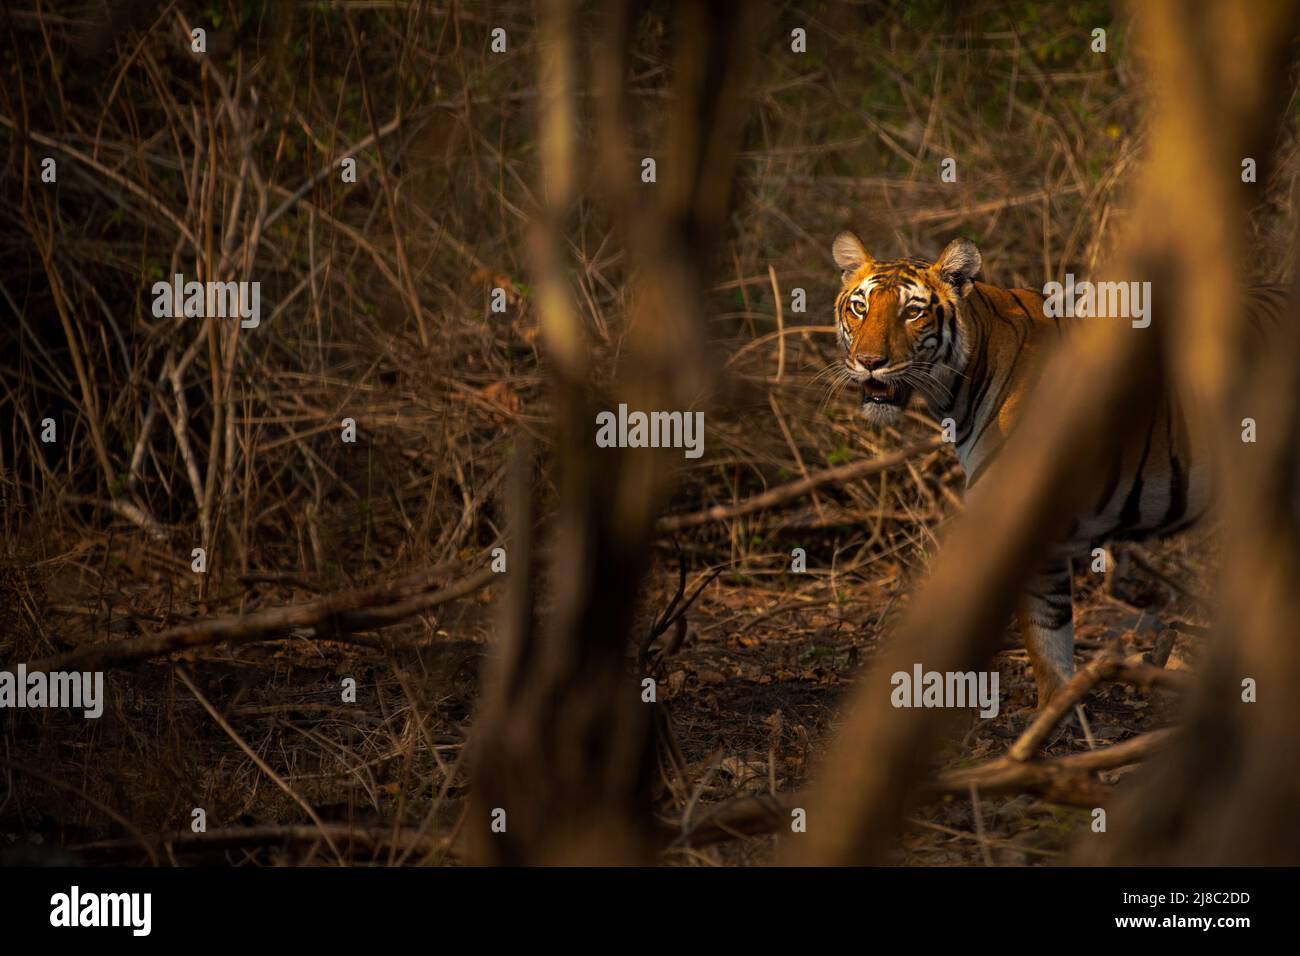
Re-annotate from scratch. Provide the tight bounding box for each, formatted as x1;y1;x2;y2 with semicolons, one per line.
861;378;910;408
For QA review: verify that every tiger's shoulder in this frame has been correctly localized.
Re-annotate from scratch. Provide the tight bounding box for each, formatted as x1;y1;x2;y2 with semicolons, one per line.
966;281;1060;334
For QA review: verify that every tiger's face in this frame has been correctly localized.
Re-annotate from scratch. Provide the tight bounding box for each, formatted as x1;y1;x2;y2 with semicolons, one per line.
832;233;982;423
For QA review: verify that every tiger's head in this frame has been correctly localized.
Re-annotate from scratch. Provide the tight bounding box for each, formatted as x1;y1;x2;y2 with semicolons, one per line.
831;232;982;423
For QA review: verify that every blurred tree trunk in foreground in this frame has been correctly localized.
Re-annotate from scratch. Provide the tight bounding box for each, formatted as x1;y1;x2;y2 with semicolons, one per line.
789;0;1300;866
467;0;754;864
1079;0;1300;865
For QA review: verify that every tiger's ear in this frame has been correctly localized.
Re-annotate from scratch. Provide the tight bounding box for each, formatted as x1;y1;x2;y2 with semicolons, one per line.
832;231;872;276
933;238;982;297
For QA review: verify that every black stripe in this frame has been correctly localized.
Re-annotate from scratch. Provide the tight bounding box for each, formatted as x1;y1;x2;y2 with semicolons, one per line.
1162;397;1189;527
1009;289;1052;334
965;436;1006;487
1095;448;1123;514
966;327;1029;452
1163;505;1209;536
1031;577;1072;598
952;321;990;438
1118;415;1155;529
974;287;1015;331
955;298;1008;444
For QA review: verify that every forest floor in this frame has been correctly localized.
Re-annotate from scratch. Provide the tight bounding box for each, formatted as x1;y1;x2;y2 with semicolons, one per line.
649;528;1211;865
1;489;1212;867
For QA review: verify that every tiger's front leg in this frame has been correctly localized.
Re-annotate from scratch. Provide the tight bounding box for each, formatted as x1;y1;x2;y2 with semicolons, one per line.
1018;559;1077;709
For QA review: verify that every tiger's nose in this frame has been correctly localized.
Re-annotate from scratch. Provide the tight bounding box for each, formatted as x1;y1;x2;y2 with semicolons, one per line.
856;354;888;371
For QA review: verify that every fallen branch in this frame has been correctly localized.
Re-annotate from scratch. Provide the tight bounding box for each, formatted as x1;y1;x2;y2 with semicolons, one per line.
21;563;497;673
663;792;797;848
1008;649;1124;762
937;728;1178;805
668;727;1178;848
62;494;168;542
656;438;943;533
1008;648;1190;762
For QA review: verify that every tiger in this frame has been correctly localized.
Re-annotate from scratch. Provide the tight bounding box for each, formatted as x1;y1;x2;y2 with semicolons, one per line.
830;230;1289;711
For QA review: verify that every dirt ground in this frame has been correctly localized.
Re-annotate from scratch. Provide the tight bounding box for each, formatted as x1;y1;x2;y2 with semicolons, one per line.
1;452;1212;867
